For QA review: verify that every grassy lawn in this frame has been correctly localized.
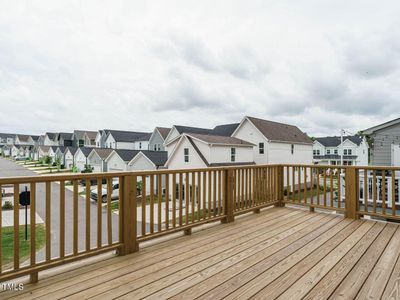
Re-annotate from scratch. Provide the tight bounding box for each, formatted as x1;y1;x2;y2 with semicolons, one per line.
1;224;46;267
182;209;210;223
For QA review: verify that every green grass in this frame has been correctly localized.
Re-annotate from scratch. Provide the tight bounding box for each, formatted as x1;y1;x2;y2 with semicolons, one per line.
182;209;210;223
109;195;166;211
1;224;46;267
287;186;333;201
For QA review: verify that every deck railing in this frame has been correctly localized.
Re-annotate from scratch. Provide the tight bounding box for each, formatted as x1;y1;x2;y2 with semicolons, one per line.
0;164;398;283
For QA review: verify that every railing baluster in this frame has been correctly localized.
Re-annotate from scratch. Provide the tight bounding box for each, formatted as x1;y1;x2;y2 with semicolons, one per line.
165;174;169;230
330;167;333;208
97;178;102;249
208;171;212;218
157;174;162;232
118;176;123;244
107;178;112;245
310;167;314;207
213;171;217;216
337;168;341;209
298;167;301;203
150;175;154;233
179;173;183;226
202;172;206;219
85;179;90;252
191;172;195;222
172;173;176;228
323;168;327;207
45;182;51;261
13;184;19;270
382;171;386;215
73;180;78;255
141;175;146;236
197;171;201;220
185;172;189;225
364;169;368;213
392;171;396;216
30;182;37;282
373;170;377;213
304;167;307;203
292;167;295;202
219;170;223;214
60;180;65;258
316;169;320;206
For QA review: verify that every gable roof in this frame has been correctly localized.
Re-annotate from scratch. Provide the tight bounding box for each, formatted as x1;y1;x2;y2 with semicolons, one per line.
210;123;240;136
315;135;363;147
0;133;15;139
30;135;40;141
16;134;31;142
112;149;141;162
137;150;168;167
73;130;86;139
245;116;312;144
362;117;400;135
107;130;152;143
38;146;50;153
91;148;114;160
174;125;212;135
76;147;95;157
50;146;58;152
156;127;171;140
84;131;98;140
45;132;57;140
58;132;73;140
188;133;254;146
56;146;66;154
66;146;78;155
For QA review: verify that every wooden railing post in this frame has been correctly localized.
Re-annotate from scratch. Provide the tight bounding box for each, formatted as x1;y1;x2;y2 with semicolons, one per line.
345;167;359;219
222;168;234;223
275;165;285;207
118;175;139;255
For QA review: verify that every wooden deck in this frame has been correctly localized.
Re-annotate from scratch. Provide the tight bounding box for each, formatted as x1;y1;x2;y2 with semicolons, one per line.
4;206;400;299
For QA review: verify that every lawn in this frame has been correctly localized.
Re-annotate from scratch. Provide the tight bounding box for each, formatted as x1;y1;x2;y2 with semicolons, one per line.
110;195;166;211
1;224;46;267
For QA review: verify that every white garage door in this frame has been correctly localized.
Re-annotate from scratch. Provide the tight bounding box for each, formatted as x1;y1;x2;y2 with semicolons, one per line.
92;165;102;173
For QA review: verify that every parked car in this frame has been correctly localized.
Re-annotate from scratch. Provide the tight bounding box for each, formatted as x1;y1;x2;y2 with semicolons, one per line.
90;182;119;203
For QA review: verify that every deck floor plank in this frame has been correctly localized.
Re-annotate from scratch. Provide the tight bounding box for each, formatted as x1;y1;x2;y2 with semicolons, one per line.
3;207;400;300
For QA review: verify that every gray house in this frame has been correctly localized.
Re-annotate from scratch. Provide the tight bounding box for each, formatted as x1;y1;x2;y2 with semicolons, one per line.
362;117;400;166
148;127;171;151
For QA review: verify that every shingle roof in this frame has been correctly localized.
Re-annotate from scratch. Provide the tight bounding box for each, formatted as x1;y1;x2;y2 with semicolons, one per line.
91;148;114;160
188;133;254;146
85;131;98;140
78;147;95;157
50;146;58;152
0;133;15;139
73;130;86;139
210;123;240;136
315;135;363;147
56;146;66;153
108;130;152;142
39;146;51;153
139;150;168;166
16;134;30;142
156;127;171;140
113;149;141;162
31;135;40;141
174;125;212;135
46;133;57;140
247;116;312;144
59;132;73;140
66;146;78;155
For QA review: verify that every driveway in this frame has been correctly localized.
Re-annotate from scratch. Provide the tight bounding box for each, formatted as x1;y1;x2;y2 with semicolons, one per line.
0;158;145;262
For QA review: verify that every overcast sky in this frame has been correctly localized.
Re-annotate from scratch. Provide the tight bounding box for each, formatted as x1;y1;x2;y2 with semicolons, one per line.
0;1;399;137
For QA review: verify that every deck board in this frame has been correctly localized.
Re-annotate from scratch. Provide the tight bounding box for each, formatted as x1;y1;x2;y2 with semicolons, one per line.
5;207;400;300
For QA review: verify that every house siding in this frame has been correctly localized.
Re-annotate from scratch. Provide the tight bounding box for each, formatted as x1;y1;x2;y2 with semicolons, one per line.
369;123;400;166
149;131;165;151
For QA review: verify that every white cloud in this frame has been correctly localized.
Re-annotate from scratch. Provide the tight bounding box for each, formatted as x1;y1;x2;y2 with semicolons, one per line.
0;0;399;136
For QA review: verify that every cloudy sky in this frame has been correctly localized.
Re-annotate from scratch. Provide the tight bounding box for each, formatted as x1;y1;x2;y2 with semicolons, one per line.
0;1;399;137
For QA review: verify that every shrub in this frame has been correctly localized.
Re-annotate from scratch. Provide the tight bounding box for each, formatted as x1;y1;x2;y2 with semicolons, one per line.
81;164;93;173
2;201;13;210
44;156;52;165
71;166;78;173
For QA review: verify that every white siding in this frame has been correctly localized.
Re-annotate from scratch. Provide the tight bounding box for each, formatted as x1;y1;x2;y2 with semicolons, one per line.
166;137;207;170
106;154;128;172
74;151;88;172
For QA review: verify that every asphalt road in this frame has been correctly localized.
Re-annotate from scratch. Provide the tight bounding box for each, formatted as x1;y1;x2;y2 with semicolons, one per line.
0;158;139;262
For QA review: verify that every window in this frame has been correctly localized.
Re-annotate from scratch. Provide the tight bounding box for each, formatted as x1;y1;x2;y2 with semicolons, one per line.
313;150;316;155
158;145;161;151
259;142;264;154
154;144;157;151
344;149;348;155
316;150;320;155
334;149;338;155
184;148;189;162
231;148;236;162
139;142;142;149
327;150;331;154
348;149;352;155
78;139;84;147
291;144;294;154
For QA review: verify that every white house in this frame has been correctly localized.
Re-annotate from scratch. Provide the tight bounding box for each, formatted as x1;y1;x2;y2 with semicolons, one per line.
148;127;171;151
104;149;139;172
83;131;97;147
128;150;168;171
163;125;212;146
74;147;95;172
87;148;114;172
313;135;369;166
55;146;66;165
38;146;51;159
15;134;34;146
95;130;109;148
0;133;15;146
165;133;255;169
1;145;11;157
11;145;24;158
43;133;59;146
104;130;152;150
48;146;58;163
64;147;78;169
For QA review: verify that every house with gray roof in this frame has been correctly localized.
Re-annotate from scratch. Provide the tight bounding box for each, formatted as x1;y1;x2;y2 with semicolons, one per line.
0;133;15;145
149;127;171;152
104;130;152;151
313;135;368;166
